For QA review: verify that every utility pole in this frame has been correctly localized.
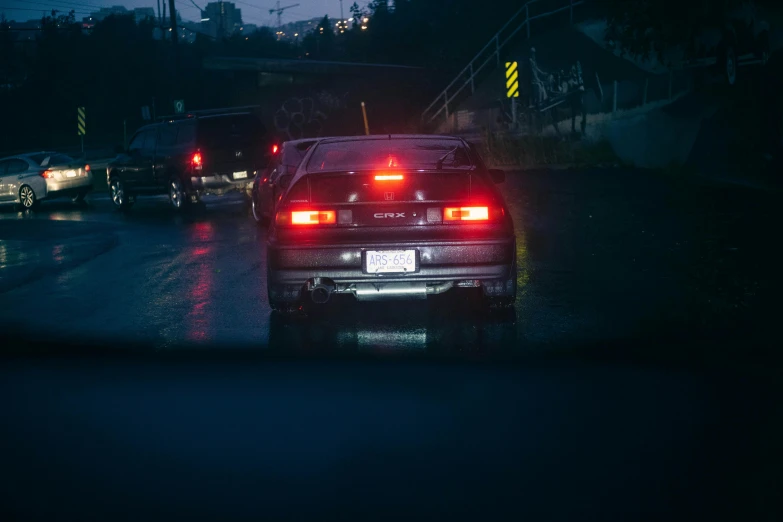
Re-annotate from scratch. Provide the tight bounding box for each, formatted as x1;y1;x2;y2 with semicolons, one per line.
162;1;166;40
218;1;224;40
168;0;178;45
157;0;161;28
168;0;180;100
340;0;344;20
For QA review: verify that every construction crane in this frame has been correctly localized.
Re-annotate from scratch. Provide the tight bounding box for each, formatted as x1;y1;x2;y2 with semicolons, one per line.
269;1;300;29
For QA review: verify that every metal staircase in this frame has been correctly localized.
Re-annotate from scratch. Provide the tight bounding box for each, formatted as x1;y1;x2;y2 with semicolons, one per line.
420;0;586;129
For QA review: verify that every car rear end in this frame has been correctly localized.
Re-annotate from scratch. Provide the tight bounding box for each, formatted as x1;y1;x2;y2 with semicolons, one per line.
266;137;516;309
190;113;269;197
35;153;93;200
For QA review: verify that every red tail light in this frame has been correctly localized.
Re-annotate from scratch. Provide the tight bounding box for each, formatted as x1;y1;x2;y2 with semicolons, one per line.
191;152;203;170
277;210;337;226
272;144;279;154
41;170;55;178
443;206;490;221
84;164;91;172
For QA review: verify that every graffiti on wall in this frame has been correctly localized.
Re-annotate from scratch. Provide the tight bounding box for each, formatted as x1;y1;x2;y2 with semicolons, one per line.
273;91;349;140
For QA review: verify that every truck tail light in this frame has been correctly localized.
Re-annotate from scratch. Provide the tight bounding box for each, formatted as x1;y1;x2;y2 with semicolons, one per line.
192;152;203;170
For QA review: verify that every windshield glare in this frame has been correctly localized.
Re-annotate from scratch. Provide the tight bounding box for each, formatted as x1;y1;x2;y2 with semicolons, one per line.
306;139;473;172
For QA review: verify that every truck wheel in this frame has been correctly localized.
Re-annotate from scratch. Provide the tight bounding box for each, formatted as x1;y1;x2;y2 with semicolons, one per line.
72;191;89;204
169;177;190;211
109;178;133;211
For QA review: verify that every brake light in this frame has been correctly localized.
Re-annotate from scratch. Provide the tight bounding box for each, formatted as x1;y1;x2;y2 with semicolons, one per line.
374;174;403;181
283;210;337;226
272;144;279;154
443;206;490;221
41;170;55;178
84;164;90;172
192;152;203;170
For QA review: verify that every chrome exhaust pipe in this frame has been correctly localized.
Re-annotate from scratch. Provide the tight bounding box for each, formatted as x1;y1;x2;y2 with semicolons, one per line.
353;281;454;302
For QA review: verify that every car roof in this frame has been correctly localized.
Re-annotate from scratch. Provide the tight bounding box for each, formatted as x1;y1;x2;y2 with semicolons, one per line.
196;112;254;120
156;112;257;125
0;151;61;161
140;112;261;133
282;138;322;147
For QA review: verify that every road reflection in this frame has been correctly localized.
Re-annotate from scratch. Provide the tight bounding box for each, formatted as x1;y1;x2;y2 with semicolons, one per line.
185;221;215;342
268;292;519;356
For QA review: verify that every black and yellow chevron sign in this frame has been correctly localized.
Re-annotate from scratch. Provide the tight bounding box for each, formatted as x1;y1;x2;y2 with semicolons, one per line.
505;61;519;98
77;107;86;136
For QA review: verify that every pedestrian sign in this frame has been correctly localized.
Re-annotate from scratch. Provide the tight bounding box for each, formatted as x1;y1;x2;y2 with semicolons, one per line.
77;106;86;135
174;100;185;114
505;62;519;98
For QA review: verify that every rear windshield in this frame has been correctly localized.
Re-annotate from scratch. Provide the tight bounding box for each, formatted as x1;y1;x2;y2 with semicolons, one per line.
197;114;266;148
306;172;471;203
29;153;75;167
306;138;474;172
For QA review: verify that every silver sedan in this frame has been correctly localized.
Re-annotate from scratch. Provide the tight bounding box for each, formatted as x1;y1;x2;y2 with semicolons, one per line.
0;152;93;209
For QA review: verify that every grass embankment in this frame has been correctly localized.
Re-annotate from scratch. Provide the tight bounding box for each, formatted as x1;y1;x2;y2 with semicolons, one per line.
473;132;620;169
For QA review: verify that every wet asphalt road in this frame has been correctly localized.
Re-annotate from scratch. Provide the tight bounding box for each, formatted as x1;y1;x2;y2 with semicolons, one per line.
0;169;778;358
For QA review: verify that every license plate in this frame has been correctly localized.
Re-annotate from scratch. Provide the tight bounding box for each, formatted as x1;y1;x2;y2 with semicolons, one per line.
65;170;76;178
365;250;416;274
233;171;248;180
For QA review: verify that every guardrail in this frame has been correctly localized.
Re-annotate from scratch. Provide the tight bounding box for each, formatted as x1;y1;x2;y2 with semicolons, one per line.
420;0;586;127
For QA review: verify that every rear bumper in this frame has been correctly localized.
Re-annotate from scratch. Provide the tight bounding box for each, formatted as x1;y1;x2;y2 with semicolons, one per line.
44;174;93;198
268;238;515;286
190;174;255;197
